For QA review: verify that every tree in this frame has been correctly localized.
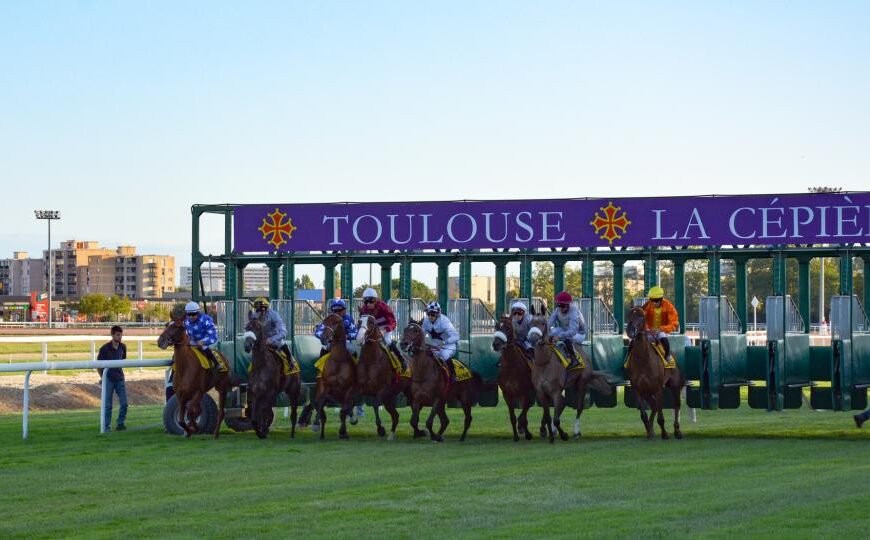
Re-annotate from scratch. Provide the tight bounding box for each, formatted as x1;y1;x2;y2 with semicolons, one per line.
295;274;315;290
352;279;436;301
78;294;108;320
107;295;132;320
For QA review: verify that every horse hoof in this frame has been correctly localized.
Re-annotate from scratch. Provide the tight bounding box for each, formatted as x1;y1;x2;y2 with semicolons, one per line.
675;431;683;440
431;435;444;443
559;432;569;442
513;435;520;442
349;417;359;426
388;432;396;441
661;432;669;440
413;429;426;439
525;431;533;441
377;425;386;437
539;427;547;438
549;436;555;445
459;435;466;442
256;431;268;440
339;432;349;440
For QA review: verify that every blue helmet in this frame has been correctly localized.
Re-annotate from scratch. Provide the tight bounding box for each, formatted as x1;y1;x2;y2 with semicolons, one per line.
330;299;348;312
426;301;441;315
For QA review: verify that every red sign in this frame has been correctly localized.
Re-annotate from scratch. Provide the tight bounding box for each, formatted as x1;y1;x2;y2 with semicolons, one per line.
30;292;49;322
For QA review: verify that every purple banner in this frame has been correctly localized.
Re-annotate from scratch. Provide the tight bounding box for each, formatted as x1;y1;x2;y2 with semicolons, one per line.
233;193;870;253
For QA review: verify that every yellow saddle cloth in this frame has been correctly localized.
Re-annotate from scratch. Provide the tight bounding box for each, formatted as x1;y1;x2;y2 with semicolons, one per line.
314;352;360;379
624;342;676;369
248;349;299;376
183;348;229;373
551;344;585;371
444;359;473;382
380;343;411;378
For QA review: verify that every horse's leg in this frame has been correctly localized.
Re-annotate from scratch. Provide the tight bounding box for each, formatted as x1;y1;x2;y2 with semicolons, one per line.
373;393;386;438
316;396;327;441
384;391;400;441
175;394;189;436
459;393;473;442
213;380;228;440
425;401;442;442
338;390;352;440
519;398;533;441
505;392;520;442
553;390;569;442
188;391;203;436
655;389;669;440
542;405;554;444
668;376;683;440
410;401;427;439
635;389;652;437
574;381;587;439
289;388;299;439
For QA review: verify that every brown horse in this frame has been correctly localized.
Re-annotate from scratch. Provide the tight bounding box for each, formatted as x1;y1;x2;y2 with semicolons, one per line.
157;317;232;438
400;320;487;442
314;313;357;440
355;314;411;440
243;315;303;439
528;310;612;443
492;316;536;442
625;306;685;439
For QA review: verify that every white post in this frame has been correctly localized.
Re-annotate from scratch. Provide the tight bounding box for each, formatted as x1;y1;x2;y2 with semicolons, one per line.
23;370;32;439
42;342;48;374
100;368;109;434
90;341;96;361
138;341;144;372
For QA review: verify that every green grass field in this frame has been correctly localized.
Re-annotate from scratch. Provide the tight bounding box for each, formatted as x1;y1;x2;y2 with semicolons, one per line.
2;403;869;539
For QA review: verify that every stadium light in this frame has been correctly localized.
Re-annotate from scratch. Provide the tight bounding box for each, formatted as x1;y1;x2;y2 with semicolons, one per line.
34;210;61;328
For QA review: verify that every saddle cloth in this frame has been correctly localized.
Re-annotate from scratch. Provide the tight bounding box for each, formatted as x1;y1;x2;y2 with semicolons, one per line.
624;342;676;369
248;349;299;376
441;358;473;382
313;351;360;379
379;343;411;378
551;344;585;371
183;348;229;373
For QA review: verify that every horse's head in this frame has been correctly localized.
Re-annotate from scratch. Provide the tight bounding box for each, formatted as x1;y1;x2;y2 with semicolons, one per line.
319;313;346;348
157;318;187;349
626;306;647;340
400;319;425;354
243;311;265;354
492;315;515;352
527;314;549;347
357;314;383;346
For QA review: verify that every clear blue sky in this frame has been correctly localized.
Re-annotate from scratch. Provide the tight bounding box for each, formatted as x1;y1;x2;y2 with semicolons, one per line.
1;1;868;287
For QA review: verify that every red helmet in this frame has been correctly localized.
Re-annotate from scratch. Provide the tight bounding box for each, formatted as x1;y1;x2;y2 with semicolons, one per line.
555;291;572;304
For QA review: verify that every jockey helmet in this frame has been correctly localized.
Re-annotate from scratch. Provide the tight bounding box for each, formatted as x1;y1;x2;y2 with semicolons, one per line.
362;287;378;301
426;301;441;315
184;301;201;314
555;291;572;305
648;286;665;300
253;297;270;309
330;299;348;312
510;301;527;315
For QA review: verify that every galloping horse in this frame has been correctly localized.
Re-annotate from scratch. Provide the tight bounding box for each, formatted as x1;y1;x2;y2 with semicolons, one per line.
243;315;302;439
355;314;411;440
400;320;486;442
528;309;612;443
157;315;232;438
492;316;536;442
625;306;685;439
314;313;357;440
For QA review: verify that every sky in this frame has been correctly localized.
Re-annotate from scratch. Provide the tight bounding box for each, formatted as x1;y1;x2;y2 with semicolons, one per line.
1;1;868;288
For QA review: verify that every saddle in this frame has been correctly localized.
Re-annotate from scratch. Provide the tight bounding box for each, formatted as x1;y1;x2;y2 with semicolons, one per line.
186;348;230;373
440;358;473;382
379;343;411;378
273;348;299;376
551;343;585;371
624;341;676;369
313;351;360;379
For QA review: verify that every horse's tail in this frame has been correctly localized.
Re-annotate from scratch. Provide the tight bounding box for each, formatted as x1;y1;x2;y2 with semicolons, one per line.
588;371;614;396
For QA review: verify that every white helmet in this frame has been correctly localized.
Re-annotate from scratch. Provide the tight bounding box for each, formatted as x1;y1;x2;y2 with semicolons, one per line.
185;301;201;314
510;301;528;314
362;287;378;300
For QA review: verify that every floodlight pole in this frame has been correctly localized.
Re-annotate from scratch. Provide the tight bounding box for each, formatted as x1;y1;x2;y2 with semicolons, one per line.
34;210;61;328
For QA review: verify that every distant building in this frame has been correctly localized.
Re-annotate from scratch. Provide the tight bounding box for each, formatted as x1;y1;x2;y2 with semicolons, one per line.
447;274;520;303
0;252;44;296
180;264;270;296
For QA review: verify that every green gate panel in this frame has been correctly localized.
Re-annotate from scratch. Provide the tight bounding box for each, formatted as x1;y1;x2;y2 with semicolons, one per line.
292;335;325;384
590;335;627;408
464;336;500;407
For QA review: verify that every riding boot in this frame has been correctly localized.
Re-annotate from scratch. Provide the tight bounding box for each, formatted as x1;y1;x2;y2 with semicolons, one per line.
204;348;221;374
389;342;407;370
659;337;671;360
280;343;296;370
564;340;579;369
444;359;457;381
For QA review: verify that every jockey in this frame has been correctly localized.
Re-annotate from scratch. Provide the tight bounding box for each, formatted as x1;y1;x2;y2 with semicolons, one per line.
422;301;460;381
358;287;405;370
510;301;535;356
183;301;221;372
314;299;359;352
547;291;586;369
251;297;295;369
642;286;679;359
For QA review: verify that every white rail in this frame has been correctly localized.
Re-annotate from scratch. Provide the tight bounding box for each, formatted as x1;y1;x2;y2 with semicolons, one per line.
0;358;172;439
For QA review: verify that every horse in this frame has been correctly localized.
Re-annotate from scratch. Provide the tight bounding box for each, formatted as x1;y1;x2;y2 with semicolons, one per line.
492;315;537;442
400;320;487;442
157;316;232;438
527;308;612;443
243;314;302;439
355;314;411;440
625;306;685;439
313;313;357;440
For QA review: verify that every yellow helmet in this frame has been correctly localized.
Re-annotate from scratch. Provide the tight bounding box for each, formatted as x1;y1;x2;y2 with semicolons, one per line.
253;297;270;309
648;286;664;300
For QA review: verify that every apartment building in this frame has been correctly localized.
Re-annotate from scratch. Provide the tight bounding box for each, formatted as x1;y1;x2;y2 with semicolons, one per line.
0;252;43;296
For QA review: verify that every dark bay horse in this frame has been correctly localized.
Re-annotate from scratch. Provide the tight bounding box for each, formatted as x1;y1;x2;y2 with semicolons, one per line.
314;314;357;440
528;311;611;443
355;314;411;440
243;315;302;439
157;317;232;438
625;306;685;440
492;316;536;442
400;320;486;442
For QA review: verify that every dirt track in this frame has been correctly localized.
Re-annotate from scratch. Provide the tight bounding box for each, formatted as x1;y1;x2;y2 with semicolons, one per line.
0;370;167;414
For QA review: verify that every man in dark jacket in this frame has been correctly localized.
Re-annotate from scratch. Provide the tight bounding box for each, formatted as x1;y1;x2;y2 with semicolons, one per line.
97;325;128;431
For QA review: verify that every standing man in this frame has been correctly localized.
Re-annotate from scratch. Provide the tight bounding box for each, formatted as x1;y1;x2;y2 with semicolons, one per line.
97;325;127;432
